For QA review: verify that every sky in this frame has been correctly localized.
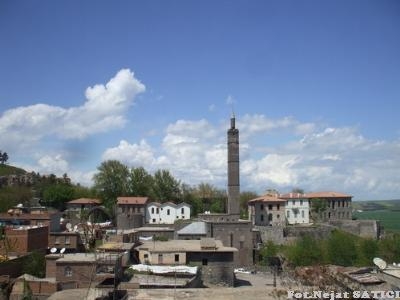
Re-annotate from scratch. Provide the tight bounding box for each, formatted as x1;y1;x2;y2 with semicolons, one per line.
0;0;399;200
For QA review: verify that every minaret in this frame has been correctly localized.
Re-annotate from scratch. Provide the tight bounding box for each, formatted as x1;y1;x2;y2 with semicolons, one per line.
227;113;240;219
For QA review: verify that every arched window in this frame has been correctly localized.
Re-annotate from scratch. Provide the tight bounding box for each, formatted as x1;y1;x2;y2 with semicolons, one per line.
64;266;72;277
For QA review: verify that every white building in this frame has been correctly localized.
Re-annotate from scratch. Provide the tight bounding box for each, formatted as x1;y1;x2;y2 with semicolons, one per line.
280;193;310;225
146;202;191;224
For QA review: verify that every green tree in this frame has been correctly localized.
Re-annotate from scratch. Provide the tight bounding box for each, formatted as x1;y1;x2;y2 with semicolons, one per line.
260;240;278;265
326;230;357;266
378;233;400;262
152;169;181;202
240;191;258;219
128;167;154;197
357;238;379;266
0;186;32;212
22;250;46;278
42;184;74;210
93;160;129;211
310;198;328;221
0;151;8;164
286;235;323;266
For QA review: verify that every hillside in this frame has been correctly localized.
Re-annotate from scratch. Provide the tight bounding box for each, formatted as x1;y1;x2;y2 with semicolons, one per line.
0;164;27;176
352;199;400;211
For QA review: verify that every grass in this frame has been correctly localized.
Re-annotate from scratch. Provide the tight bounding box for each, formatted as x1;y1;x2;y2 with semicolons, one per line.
0;164;26;176
353;210;400;232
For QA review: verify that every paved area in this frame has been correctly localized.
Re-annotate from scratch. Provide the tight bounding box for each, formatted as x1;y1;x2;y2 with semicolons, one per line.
48;272;295;300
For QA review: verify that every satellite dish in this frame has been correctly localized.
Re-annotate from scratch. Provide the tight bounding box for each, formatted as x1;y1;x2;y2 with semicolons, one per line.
73;225;78;232
373;257;387;270
66;223;72;232
60;248;66;254
50;247;57;254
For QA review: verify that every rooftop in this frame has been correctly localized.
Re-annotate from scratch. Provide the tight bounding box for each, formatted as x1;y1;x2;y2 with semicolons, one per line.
177;221;207;235
67;198;101;205
97;242;135;252
117;197;149;205
248;195;286;204
136;239;237;253
305;191;352;198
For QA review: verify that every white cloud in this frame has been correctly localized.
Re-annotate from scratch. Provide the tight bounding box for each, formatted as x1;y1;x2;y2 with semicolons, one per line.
0;69;145;148
100;115;400;200
102;139;156;168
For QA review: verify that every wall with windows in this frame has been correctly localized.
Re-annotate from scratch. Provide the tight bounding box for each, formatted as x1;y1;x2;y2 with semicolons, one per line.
146;202;191;224
285;198;310;225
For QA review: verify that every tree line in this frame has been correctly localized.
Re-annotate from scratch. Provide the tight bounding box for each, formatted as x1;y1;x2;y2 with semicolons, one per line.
260;229;400;268
92;160;258;217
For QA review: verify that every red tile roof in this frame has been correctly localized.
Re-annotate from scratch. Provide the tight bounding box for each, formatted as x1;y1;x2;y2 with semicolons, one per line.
279;193;306;199
117;197;149;205
248;194;286;204
305;191;352;198
68;198;102;205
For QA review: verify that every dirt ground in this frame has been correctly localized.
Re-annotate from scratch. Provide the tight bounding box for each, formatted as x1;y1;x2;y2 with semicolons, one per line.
48;272;296;300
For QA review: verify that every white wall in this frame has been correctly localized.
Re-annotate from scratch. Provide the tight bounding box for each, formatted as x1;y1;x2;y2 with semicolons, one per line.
146;202;191;224
285;199;310;224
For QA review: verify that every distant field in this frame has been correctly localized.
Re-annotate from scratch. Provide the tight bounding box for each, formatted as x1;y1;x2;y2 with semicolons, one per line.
353;210;400;232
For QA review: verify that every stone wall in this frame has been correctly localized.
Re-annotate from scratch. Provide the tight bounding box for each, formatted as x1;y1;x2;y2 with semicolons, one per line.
209;221;253;266
328;219;380;239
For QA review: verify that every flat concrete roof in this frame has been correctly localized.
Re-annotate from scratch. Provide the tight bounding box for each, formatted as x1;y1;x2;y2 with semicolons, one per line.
177;221;207;235
136;239;237;253
97;242;135;251
53;253;97;263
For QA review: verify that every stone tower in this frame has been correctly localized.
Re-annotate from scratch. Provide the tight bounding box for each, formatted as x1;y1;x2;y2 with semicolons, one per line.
227;114;240;219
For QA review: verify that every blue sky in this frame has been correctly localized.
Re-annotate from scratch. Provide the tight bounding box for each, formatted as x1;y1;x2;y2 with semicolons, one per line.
0;0;399;200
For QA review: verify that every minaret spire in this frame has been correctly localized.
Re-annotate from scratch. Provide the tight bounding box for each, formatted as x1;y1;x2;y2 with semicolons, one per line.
227;112;240;219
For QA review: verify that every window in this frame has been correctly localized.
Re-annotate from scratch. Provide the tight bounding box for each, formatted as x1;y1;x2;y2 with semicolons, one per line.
167;209;170;215
260;204;264;210
202;258;208;266
144;253;148;259
277;214;280;219
151;207;154;214
175;254;179;263
277;204;280;210
287;210;290;218
64;266;72;277
268;213;273;221
156;208;159;214
300;200;303;205
292;200;295;205
181;207;184;214
55;237;61;244
158;254;163;264
301;210;304;218
65;236;70;245
268;204;272;210
260;214;264;222
152;218;156;223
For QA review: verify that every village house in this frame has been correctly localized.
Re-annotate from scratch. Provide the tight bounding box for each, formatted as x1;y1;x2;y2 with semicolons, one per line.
146;202;191;224
248;194;286;226
135;238;237;286
280;193;310;225
306;191;352;221
116;197;149;229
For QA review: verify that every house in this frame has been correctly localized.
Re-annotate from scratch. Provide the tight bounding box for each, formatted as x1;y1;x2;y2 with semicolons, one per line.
146;202;191;224
280;193;310;224
45;252;124;290
306;191;352;221
248;194;286;226
66;198;102;211
0;206;61;232
0;225;48;257
135;238;237;286
48;232;85;253
116;197;149;229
